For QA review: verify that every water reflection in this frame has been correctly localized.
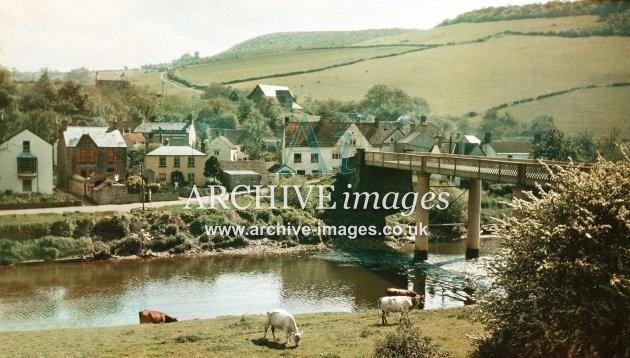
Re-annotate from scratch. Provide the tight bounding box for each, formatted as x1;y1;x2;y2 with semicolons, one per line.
0;238;500;331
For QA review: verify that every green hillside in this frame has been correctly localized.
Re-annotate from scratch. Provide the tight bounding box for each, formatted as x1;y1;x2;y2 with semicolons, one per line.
128;11;630;137
209;28;415;61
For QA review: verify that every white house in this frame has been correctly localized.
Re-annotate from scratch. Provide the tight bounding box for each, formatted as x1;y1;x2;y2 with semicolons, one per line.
282;120;380;174
0;129;54;194
207;135;248;161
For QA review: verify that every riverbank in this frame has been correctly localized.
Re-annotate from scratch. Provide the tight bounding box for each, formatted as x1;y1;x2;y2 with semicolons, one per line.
0;307;484;357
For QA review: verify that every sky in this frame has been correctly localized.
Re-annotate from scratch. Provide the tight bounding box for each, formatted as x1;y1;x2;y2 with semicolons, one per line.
0;0;547;72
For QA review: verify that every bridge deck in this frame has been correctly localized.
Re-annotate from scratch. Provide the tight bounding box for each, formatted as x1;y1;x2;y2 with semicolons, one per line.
364;151;589;187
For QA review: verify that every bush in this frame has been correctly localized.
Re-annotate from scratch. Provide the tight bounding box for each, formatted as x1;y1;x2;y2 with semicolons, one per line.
476;156;630;357
112;235;144;256
50;220;74;237
146;183;161;193
126;175;144;194
73;218;95;238
92;215;130;241
373;314;450;358
164;224;179;236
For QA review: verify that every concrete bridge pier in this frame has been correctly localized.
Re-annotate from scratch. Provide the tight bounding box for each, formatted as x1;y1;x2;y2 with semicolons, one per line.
414;174;430;261
466;179;481;259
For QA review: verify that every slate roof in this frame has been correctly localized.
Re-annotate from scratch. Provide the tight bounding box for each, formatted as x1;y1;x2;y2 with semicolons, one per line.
63;127;126;148
491;140;532;153
285;121;349;147
213;136;238;150
145;146;206;156
220;160;277;174
134;122;193;133
354;123;381;146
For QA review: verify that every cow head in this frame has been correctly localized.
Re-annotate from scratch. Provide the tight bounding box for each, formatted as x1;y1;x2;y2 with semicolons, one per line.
164;314;178;323
293;332;301;346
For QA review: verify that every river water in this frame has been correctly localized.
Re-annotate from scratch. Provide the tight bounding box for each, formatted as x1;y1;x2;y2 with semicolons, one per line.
0;239;500;331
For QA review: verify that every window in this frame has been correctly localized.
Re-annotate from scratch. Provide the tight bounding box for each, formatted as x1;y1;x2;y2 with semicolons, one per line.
106;149;115;164
187;156;195;167
22;141;30;152
214;150;219;156
173;156;180;167
158;173;166;181
294;153;302;163
187;173;195;184
22;179;32;192
78;149;96;164
311;153;318;163
332;153;340;160
352;140;357;145
17;158;36;174
297;170;306;175
159;156;166;167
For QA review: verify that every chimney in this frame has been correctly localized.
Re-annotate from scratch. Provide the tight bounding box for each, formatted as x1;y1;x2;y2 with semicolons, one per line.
484;132;491;144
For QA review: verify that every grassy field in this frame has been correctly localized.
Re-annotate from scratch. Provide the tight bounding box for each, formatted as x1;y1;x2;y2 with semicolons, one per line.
356;15;600;45
498;86;630;137
0;307;484;357
174;46;424;86
128;71;200;98
230;35;630;119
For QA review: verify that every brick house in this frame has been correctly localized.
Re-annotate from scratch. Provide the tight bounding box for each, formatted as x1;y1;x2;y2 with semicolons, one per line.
133;119;197;147
57;126;127;188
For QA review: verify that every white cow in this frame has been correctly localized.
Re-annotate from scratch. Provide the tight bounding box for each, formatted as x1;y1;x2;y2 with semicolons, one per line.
264;309;302;346
378;296;420;325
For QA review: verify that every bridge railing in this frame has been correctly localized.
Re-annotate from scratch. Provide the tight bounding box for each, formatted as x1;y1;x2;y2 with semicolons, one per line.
364;151;589;187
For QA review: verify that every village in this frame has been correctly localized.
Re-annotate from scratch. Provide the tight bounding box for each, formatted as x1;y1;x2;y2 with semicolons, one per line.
0;81;536;206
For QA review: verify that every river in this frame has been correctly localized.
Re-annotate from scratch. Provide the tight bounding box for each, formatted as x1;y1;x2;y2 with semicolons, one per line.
0;238;500;331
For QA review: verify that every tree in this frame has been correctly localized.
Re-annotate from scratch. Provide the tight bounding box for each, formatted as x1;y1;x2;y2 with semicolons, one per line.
0;67;16;110
476;155;630;357
360;84;429;121
477;110;519;140
203;156;222;179
532;128;577;161
64;67;91;83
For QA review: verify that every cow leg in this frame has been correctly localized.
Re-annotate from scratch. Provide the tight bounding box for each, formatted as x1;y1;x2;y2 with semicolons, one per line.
381;310;388;325
271;326;276;339
264;323;269;339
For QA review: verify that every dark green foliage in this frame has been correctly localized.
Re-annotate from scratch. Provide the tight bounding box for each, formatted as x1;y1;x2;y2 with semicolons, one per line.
532;128;578;161
50;220;74;237
212;235;248;249
92;215;130;241
164;224;179;236
0;238;23;265
112;235;144;256
477;110;519;140
440;1;630;26
476;156;630;357
373;314;450;358
360;84;429;121
73;218;95;238
203;156;222;179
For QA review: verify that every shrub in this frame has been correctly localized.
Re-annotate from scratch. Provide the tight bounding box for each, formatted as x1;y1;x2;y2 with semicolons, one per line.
126;175;144;194
112;235;144;256
475;156;630;357
146;183;161;193
0;239;23;265
164;223;179;236
373;314;450;358
73;218;95;238
93;215;130;241
50;220;74;237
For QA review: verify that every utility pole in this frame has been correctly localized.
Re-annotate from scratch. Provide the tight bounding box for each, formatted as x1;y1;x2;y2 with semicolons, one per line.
140;163;145;211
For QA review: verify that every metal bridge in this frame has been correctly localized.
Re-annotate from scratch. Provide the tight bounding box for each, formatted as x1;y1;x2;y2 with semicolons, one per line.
359;150;590;260
363;151;588;187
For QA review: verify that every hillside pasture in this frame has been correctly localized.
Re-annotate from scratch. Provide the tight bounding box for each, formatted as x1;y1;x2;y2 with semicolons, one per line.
357;15;600;45
230;35;630;117
498;85;630;137
128;71;200;98
174;46;425;87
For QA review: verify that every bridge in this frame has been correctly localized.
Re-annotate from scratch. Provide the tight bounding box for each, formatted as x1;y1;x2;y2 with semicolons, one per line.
357;150;589;260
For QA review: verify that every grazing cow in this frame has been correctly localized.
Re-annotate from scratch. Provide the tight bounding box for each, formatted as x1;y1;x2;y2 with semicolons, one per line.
378;296;420;325
385;288;418;297
138;309;178;324
264;309;302;346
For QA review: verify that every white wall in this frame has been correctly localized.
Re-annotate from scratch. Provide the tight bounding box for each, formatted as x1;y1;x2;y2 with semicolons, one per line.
207;137;237;162
0;130;54;194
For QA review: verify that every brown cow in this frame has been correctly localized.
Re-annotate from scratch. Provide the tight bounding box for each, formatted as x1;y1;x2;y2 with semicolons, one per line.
385;288;418;297
138;309;178;324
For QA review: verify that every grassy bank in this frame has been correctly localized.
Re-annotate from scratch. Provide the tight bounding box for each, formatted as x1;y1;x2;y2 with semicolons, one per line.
0;307;484;357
